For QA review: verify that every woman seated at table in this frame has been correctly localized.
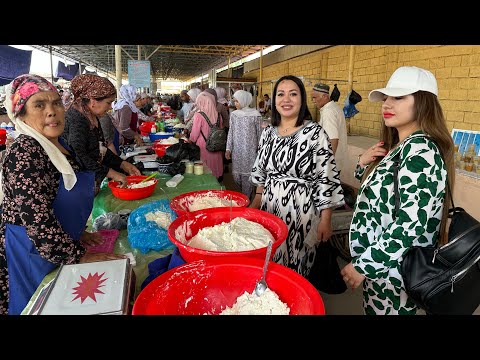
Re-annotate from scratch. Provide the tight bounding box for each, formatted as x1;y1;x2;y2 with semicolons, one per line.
62;74;141;193
0;74;125;315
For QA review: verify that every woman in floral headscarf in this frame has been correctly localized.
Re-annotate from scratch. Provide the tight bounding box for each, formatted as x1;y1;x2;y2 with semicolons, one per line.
0;74;125;315
62;74;140;194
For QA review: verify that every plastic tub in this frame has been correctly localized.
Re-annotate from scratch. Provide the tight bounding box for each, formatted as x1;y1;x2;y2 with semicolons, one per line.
0;129;6;145
149;132;174;142
169;189;250;217
167;207;287;262
108;175;158;201
132;257;325;315
152;143;172;157
139;121;156;136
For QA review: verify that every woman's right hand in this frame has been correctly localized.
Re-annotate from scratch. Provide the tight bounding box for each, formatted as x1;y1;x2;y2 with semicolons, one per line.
108;169;128;188
79;252;127;263
358;141;387;167
225;150;231;160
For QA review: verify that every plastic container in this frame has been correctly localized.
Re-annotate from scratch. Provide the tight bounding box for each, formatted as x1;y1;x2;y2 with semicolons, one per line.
149;132;174;142
185;161;193;174
139;121;155;136
169;189;250;217
167;207;287;262
108;175;158;201
132;257;325;315
152;142;171;157
166;174;184;187
193;161;203;175
0;129;6;146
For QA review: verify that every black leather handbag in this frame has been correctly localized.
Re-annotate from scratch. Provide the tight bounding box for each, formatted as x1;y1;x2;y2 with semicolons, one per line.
393;154;480;314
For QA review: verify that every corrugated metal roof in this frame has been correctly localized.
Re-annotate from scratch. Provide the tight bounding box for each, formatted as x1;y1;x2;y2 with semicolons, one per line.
30;45;267;82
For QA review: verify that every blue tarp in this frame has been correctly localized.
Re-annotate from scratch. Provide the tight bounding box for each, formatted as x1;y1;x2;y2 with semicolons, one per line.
0;45;32;86
55;61;79;81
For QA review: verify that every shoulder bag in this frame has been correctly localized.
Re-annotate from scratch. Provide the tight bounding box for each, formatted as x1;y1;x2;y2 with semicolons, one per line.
393;152;480;315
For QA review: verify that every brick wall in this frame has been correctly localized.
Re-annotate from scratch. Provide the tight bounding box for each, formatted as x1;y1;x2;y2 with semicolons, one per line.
244;45;480;138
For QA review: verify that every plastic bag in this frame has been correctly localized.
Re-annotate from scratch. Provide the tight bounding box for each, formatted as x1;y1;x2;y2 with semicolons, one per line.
307;241;347;294
127;199;177;253
157;161;186;176
92;212;128;231
343;93;359;118
165;139;200;162
348;89;362;104
330;84;340;102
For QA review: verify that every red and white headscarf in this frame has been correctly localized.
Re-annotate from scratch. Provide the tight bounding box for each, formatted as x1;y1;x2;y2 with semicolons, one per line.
6;74;57;119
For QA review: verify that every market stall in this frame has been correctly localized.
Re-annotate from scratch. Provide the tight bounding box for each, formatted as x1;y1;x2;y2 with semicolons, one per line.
22;168;222;314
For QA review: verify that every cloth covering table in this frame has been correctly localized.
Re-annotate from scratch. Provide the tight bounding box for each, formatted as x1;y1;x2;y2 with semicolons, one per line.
22;168;222;314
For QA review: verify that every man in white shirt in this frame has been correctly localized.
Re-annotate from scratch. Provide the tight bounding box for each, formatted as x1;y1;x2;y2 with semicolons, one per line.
177;90;194;122
311;83;348;181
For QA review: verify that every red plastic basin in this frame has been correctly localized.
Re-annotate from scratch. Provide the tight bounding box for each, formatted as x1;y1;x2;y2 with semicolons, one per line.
108;175;157;201
0;129;6;145
152;142;172;157
132;257;325;315
169;189;250;217
167;207;287;262
139;121;156;136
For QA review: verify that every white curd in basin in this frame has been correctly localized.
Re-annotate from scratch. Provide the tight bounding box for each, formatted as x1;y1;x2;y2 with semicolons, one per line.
186;217;274;252
219;288;290;315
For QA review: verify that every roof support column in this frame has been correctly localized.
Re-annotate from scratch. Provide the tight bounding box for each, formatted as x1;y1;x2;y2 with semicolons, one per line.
115;45;122;98
259;46;264;106
346;45;356;135
49;46;54;83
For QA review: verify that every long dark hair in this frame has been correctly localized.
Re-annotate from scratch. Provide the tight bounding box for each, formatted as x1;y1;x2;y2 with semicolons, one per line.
363;91;455;244
271;75;312;127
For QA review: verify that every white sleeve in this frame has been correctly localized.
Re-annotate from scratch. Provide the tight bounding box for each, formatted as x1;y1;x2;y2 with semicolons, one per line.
320;108;339;140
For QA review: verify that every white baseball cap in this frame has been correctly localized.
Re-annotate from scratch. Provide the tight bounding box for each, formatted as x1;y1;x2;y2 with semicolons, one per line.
368;66;438;102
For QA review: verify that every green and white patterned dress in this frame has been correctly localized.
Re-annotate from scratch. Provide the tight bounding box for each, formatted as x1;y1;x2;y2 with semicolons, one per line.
349;131;447;315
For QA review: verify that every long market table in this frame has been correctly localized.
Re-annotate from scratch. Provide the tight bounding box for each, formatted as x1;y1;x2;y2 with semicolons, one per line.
22;168;222;314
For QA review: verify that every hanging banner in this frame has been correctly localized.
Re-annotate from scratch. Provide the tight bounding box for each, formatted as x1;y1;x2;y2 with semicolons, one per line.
128;60;150;88
0;45;32;86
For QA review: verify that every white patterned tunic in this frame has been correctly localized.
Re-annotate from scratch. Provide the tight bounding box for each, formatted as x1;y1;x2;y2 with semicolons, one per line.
251;122;344;277
350;131;447;315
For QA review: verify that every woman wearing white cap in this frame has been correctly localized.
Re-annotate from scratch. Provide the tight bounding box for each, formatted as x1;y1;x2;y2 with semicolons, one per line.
341;66;455;315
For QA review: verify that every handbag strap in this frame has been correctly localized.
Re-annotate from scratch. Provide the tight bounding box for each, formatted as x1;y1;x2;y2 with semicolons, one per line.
393;138;455;219
198;111;212;142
